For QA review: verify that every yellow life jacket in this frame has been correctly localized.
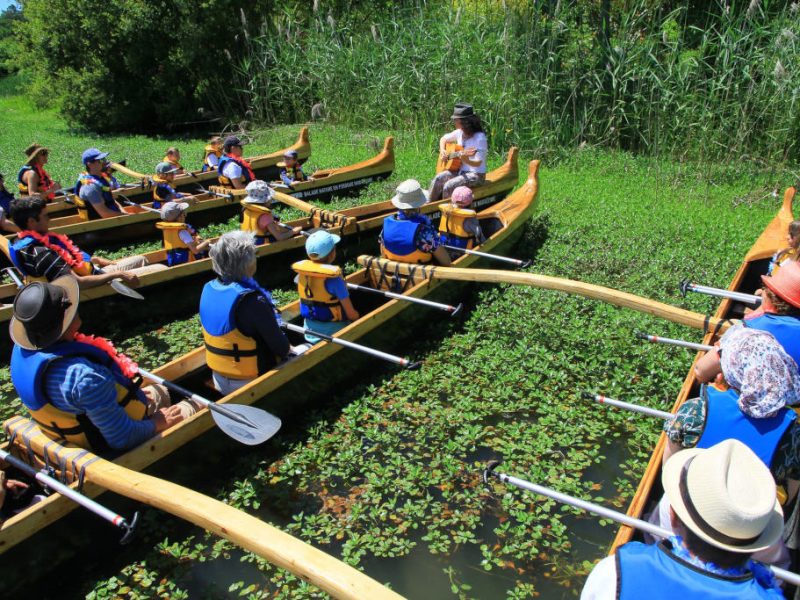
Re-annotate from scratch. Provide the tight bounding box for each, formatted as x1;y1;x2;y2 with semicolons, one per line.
156;222;192;251
772;248;798;276
203;145;222;169
162;156;183;171
292;260;344;322
199;280;263;379
438;205;478;249
240;201;272;237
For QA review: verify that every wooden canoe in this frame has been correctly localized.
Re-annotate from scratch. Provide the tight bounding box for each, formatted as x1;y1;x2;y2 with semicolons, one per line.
0;147;520;338
45;128;312;214
0;159;539;555
210;136;395;202
608;186;797;552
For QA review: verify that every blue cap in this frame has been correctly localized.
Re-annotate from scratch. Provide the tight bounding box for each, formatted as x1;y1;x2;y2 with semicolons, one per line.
82;148;109;165
305;230;341;259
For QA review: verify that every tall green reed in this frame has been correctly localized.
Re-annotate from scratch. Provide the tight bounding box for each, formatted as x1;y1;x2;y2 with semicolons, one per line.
232;0;800;163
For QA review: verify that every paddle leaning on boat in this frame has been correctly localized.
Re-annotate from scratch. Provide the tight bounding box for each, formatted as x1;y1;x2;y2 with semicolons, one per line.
8;276;199;452
6;195;164;288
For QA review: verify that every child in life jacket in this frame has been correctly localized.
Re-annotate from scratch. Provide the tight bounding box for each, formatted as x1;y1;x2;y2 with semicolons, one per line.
768;220;799;276
156;201;210;267
292;230;359;344
202;137;224;172
162;147;185;174
152;162;186;209
240;180;302;245
279;150;307;187
438;185;485;258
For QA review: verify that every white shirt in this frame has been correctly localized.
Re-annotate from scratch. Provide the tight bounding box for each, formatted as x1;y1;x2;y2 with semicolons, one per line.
178;229;194;244
443;129;488;174
581;556;617;600
221;161;243;181
206;153;220;167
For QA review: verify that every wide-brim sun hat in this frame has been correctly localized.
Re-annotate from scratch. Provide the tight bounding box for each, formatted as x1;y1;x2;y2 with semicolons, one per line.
243;180;274;204
391;179;429;210
24;143;49;165
451;103;475;120
762;260;800;309
155;161;181;176
10;275;79;351
305;230;341;259
662;439;784;553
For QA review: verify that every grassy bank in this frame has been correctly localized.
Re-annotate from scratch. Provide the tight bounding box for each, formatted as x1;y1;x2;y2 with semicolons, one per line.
0;87;795;598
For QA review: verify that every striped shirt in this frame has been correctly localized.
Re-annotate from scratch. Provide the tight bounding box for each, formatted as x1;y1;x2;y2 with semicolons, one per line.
14;242;73;281
44;357;155;450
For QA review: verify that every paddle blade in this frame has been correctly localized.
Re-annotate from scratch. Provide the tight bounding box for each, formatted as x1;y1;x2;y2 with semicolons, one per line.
110;279;145;300
210;404;282;445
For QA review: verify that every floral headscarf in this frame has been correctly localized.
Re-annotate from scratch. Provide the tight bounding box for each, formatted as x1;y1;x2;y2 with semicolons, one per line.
719;324;800;418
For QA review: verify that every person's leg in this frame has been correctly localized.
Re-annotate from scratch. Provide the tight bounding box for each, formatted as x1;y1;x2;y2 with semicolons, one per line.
428;171;455;201
444;172;486;199
440;174;468;200
104;255;168;275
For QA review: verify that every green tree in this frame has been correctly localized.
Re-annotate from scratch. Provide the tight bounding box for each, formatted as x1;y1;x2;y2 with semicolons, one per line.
0;4;23;77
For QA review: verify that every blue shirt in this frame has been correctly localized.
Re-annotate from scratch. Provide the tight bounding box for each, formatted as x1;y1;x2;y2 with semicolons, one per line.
44;357;155;450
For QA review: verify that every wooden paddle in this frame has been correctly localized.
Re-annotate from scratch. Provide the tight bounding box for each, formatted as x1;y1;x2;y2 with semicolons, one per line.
109;162;150;180
482;460;800;587
357;257;737;333
10;426;402;600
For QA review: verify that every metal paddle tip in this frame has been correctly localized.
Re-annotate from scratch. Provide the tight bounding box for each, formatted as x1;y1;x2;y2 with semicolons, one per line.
519;259;532;269
580;391;597;401
483;460;503;484
633;331;648;340
678;278;691;298
405;360;423;371
210;404;282;446
449;302;464;317
119;510;140;545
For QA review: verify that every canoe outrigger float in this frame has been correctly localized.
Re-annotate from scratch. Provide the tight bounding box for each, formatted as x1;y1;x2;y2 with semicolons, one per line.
211;136;396;201
608;187;797;552
45;128;312;214
0;159;539;556
0;148;520;333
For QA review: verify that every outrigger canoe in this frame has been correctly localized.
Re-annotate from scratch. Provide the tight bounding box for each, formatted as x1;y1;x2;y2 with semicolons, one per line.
608;187;797;551
211;136;395;202
45;128;312;215
0;148;520;338
0;159;539;555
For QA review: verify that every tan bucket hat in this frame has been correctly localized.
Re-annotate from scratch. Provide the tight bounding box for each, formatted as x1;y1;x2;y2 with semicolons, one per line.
243;180;274;205
24;143;49;165
391;179;429;210
662;439;784;553
10;275;79;351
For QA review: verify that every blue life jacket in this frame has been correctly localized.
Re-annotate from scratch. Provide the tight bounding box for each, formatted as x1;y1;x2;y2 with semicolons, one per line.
617;542;781;600
381;213;433;263
697;385;795;468
10;341;146;451
152;182;177;209
746;313;800;370
0;188;13;214
76;173;120;220
8;236;93;278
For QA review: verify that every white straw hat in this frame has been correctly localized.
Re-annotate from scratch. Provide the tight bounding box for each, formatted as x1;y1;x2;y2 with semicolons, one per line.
662;439;783;553
391;179;429;210
243;180;274;205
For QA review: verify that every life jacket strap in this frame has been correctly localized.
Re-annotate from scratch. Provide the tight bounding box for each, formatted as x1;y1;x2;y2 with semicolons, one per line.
204;341;259;362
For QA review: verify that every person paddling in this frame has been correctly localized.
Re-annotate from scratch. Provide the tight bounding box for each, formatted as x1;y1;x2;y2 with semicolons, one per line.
202;136;224;172
239;180;302;245
199;231;298;395
292;230;359;344
151;162;187;209
582;440;785;599
74;148;127;219
217;136;256;190
9;277;198;451
8;196;164;289
380;179;452;266
156;201;210;266
768;220;799;276
162;147;185;174
17;144;61;202
744;261;800;367
438;185;485;257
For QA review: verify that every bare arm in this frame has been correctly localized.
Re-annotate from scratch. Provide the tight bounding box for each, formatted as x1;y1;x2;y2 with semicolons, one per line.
340;296;360;321
433;245;452;266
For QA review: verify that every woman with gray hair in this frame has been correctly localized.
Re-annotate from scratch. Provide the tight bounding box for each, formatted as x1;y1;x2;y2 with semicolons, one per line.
198;230;292;394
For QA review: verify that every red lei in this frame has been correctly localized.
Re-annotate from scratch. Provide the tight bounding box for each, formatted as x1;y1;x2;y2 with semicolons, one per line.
74;333;139;378
19;230;88;270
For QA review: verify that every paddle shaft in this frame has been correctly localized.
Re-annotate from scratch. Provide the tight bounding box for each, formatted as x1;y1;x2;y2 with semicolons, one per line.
485;467;800;587
110;162;149;180
583;392;673;420
442;245;529;267
0;448;132;531
684;282;761;306
638;333;713;352
346;283;461;314
281;322;418;369
137;368;257;428
358;258;736;333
